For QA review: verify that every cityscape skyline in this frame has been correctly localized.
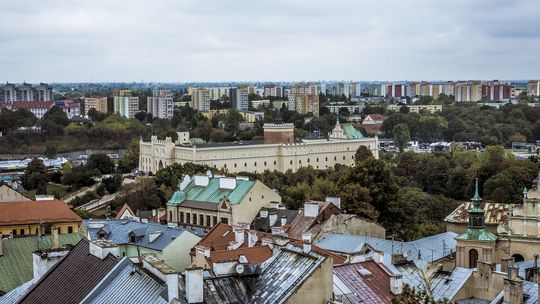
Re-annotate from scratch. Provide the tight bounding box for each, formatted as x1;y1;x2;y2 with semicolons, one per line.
2;0;540;83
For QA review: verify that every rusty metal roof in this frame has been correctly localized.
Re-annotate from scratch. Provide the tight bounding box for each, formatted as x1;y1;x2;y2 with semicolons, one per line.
444;202;509;225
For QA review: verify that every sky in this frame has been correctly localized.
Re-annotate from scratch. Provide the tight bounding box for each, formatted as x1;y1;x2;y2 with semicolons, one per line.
1;0;539;83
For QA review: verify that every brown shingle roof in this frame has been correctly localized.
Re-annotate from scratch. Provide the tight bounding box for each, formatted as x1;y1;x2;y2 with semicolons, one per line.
286;201;341;239
334;261;393;304
444;202;509;225
207;246;273;266
195;222;346;265
18;239;119;304
0;199;82;226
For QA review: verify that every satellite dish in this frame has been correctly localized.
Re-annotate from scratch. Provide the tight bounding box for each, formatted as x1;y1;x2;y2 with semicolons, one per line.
236;264;245;274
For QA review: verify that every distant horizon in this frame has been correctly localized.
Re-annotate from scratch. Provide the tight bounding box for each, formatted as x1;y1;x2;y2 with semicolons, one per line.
2;1;540;82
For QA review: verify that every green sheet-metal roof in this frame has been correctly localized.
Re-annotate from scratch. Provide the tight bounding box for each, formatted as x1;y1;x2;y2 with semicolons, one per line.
168;177;255;206
455;228;498;241
0;233;83;293
342;123;364;139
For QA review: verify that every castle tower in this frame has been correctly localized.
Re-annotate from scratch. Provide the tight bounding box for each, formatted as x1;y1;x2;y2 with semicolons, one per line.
455;179;498;268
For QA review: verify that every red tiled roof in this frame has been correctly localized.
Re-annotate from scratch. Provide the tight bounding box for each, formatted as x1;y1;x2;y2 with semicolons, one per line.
0;199;82;226
334;261;393;304
10;101;54;109
206;246;273;266
444;202;509;225
195;222;346;265
286;201;341;239
366;114;384;121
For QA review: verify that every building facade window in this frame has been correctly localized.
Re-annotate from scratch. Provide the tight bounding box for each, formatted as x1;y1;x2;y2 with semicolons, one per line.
67;226;73;234
180;212;184;223
186;213;191;224
193;213;198;225
199;214;204;226
221;217;229;224
206;215;211;227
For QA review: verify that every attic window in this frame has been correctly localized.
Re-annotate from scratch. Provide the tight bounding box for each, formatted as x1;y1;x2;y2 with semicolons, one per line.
130;235;136;243
357;268;372;277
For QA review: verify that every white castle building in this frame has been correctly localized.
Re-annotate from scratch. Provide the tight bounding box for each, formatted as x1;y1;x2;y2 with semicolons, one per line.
139;122;378;174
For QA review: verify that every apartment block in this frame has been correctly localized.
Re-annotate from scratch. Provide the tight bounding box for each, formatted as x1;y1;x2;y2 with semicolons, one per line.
229;87;249;112
288;93;320;117
0;83;53;104
527;80;540;97
84;97;108;114
263;85;283;97
147;89;173;119
455;82;483;102
481;81;514;101
192;88;211;111
113;89;139;118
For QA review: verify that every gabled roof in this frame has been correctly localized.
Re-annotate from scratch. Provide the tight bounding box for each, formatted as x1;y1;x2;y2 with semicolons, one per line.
114;203;136;220
168;177;255;206
80;257;167;304
194;223;346;265
250;208;297;232
0;199;81;226
250;243;328;304
365;114;384;121
18;239;119;304
0;185;31;202
342;123;364;139
84;219;196;251
395;262;474;302
316;232;457;264
286;201;341;239
334;261;394;304
0;233;83;293
206;246;273;267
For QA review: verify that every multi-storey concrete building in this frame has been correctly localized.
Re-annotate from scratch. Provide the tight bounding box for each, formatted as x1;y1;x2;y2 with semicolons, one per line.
0;83;53;104
527;80;540;97
481;80;514;101
139;122;377;174
192;88;211;112
388;104;443;113
263;85;283;97
367;83;387;97
288;88;320;117
229;87;249;112
455;82;483;102
84;97;108;114
113;89;139;118
386;83;408;98
147;89;173;119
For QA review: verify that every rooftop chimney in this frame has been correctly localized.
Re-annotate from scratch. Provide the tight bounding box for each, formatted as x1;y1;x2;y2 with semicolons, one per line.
280;216;287;226
51;228;59;250
141;254;179;302
89;239;118;260
504;265;523;304
269;212;278;226
261;238;274;249
302;233;312;254
501;257;515;274
390;274;403;295
32;248;70;283
271;202;280;209
228;225;245;250
304;202;319;218
219;177;237;190
260;208;269;218
248;230;258;248
195;245;211;259
326;197;341;210
373;250;384;264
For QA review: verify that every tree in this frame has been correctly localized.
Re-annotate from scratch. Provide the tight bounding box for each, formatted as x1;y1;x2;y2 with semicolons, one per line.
392;123;410;152
355;146;374;163
134;111;147;122
102;174;123;194
87;153;115;174
399;105;410;114
44;145;57;159
155;163;210;189
111;179;164;211
41;106;70;134
61;165;99;189
22;158;49;192
117;140;140;173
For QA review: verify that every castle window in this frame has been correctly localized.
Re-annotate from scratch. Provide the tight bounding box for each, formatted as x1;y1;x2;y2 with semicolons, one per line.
264;161;267;166
325;157;328;161
307;159;310;163
317;158;319;162
343;156;345;160
274;161;276;165
290;160;293;165
334;157;337;161
244;163;247;167
254;162;257;166
234;163;237;168
469;249;478;268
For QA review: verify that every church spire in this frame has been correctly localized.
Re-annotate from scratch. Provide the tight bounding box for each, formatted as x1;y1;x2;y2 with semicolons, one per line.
471;178;482;208
468;178;485;228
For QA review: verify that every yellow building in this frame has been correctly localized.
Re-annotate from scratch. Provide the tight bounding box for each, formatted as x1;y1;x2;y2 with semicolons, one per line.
288;93;319;117
388;104;443;113
84;97;108;114
455;82;482;102
0;198;82;236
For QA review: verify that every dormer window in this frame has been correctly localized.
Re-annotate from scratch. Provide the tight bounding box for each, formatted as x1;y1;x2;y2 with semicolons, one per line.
130;235;136;243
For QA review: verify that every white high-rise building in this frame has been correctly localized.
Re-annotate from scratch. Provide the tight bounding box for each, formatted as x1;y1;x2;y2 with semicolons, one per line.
192;88;211;111
147;90;174;119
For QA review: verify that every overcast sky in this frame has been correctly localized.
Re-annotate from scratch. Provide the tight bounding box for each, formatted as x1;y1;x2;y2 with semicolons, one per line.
1;0;539;83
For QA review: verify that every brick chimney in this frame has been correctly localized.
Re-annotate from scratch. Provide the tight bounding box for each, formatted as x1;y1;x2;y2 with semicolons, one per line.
269;212;278;226
280;216;287;226
259;208;269;218
185;268;204;303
